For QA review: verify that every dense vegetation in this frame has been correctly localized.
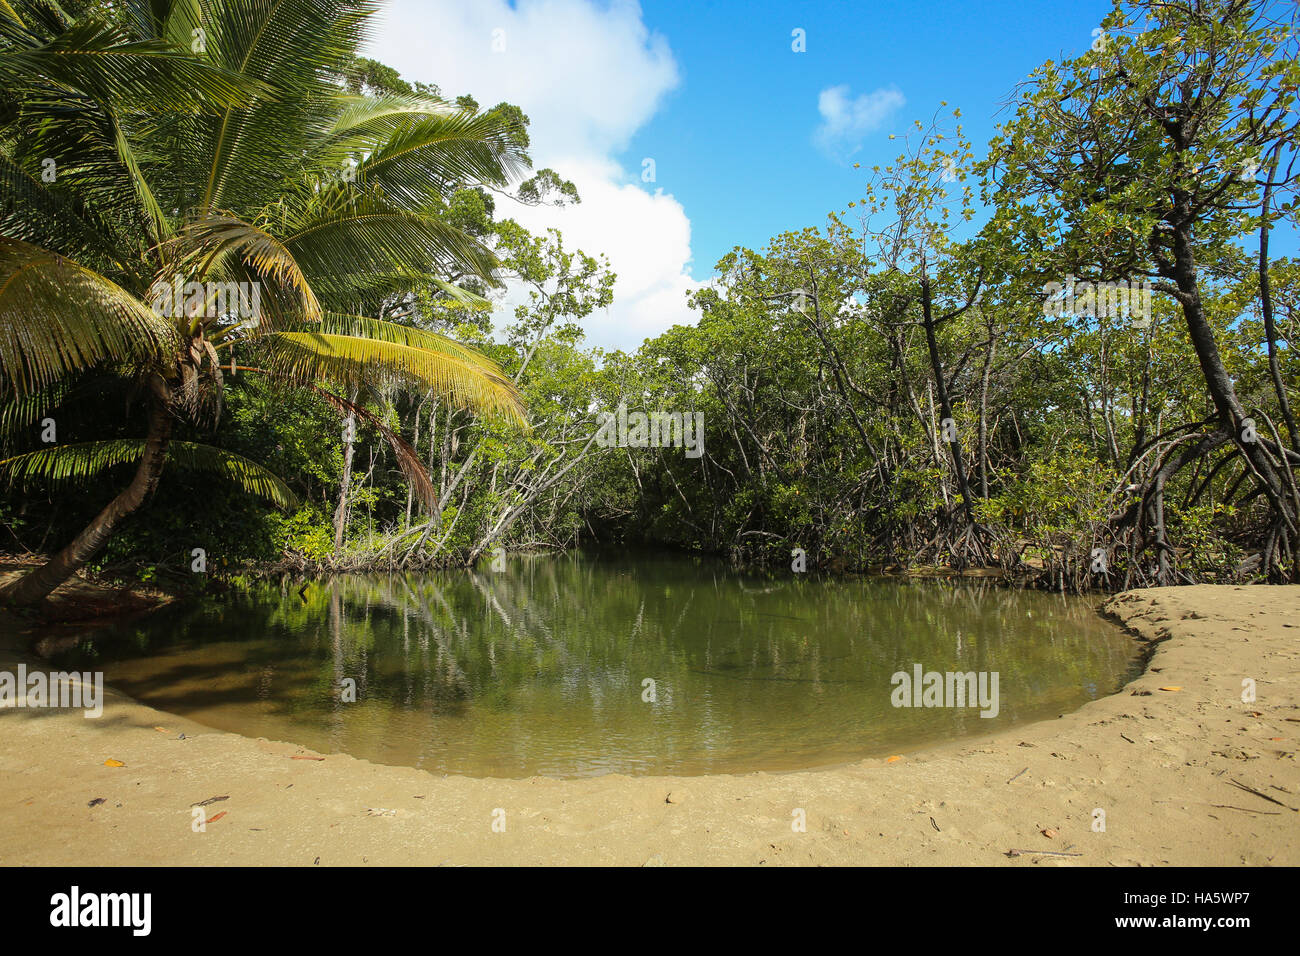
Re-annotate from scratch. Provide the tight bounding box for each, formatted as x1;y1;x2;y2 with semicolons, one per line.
2;0;1298;598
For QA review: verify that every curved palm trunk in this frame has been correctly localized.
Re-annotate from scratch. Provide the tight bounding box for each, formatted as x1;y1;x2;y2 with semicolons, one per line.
1;384;173;607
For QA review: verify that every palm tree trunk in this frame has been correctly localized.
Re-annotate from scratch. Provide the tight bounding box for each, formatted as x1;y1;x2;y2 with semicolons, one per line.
1;380;173;606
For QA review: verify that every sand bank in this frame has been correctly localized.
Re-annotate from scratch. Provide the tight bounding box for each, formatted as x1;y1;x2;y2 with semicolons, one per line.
1;585;1296;866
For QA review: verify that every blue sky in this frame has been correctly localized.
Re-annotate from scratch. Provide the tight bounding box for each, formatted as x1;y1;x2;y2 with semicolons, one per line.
622;0;1115;277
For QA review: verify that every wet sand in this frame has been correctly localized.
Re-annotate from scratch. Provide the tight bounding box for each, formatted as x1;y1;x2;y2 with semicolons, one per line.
1;585;1296;866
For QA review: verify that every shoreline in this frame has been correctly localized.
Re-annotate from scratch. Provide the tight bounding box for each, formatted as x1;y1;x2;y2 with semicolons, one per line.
1;584;1296;865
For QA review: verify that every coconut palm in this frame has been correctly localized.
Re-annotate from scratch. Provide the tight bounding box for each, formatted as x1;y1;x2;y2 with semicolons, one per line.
0;0;529;605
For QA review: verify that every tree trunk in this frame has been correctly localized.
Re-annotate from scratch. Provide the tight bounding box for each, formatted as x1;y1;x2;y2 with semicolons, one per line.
333;388;359;553
0;378;173;606
1169;219;1294;531
1259;155;1299;458
921;277;978;528
977;323;996;500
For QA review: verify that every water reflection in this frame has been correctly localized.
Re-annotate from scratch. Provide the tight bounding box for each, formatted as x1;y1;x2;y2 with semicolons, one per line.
49;553;1143;777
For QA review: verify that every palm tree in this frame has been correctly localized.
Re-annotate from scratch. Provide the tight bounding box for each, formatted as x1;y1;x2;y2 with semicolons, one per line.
0;0;529;605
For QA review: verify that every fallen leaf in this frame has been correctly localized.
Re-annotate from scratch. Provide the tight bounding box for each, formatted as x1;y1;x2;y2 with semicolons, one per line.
153;726;168;733
1159;686;1182;692
208;811;227;823
103;758;125;767
87;797;105;808
886;755;903;763
1042;828;1058;838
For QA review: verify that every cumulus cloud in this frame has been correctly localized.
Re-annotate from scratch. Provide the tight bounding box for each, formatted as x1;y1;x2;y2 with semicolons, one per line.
814;84;905;159
367;0;702;351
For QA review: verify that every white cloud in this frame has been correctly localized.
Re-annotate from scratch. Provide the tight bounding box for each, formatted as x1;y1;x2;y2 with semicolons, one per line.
814;84;905;159
367;0;701;351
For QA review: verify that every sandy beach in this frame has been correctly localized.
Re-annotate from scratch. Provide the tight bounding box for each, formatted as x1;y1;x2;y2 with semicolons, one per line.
1;584;1296;866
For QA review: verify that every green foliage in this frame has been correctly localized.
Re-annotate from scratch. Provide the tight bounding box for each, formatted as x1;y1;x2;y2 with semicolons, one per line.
2;0;1296;592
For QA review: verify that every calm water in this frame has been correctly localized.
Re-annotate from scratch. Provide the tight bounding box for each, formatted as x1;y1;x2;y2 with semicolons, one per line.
51;553;1141;777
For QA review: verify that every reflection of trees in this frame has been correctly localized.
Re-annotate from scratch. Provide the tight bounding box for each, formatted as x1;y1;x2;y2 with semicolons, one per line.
397;577;470;698
56;556;1142;773
130;561;1134;712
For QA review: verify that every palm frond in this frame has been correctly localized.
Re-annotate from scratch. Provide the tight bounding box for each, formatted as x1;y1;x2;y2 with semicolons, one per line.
326;93;460;141
312;384;435;510
271;265;492;313
0;16;260;113
281;191;500;295
324;106;531;209
121;0;204;46
163;213;322;328
197;0;378;212
111;112;172;244
261;330;526;425
0;236;176;396
319;313;505;373
0;154;130;270
427;276;491;306
0;369;127;444
1;439;297;508
167;440;295;507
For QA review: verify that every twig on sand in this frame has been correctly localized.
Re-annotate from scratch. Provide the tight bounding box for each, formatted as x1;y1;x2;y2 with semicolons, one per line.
1006;848;1083;857
1229;778;1299;812
1007;767;1028;784
1209;804;1281;815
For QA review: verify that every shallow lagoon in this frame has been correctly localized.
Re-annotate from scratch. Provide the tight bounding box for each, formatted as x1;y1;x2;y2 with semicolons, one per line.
52;553;1142;777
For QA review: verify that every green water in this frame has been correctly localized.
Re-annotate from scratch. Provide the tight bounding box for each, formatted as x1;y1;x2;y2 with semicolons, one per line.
51;553;1142;778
